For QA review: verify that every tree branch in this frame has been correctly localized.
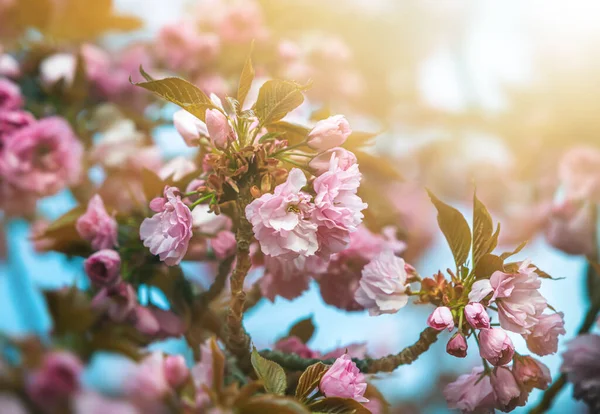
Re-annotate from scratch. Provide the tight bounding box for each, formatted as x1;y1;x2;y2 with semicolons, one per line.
259;327;440;373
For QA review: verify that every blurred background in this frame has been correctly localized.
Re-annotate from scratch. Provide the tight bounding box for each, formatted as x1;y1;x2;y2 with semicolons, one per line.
1;0;599;412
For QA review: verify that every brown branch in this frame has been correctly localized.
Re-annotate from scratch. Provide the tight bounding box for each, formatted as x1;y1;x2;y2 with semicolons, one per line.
243;283;263;312
259;327;440;373
201;255;235;304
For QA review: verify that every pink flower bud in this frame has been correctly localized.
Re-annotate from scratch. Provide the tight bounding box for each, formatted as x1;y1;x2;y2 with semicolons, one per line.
320;354;368;402
307;115;352;151
0;78;23;110
490;367;526;412
512;355;551;391
91;282;137;322
427;306;455;331
479;328;515;366
133;306;160;335
76;195;118;251
84;249;121;287
163;355;189;388
173;109;207;147
309;147;357;175
446;333;468;358
464;302;491;329
205;108;232;149
210;230;236;259
27;352;83;409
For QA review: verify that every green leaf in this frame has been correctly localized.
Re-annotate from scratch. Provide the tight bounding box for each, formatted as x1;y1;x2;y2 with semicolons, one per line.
427;190;472;269
472;193;494;267
254;80;306;126
237;43;255;108
308;397;371;414
131;70;217;121
239;395;311;414
474;254;504;279
295;362;328;400
251;347;287;395
266;121;310;146
499;240;527;261
288;316;315;344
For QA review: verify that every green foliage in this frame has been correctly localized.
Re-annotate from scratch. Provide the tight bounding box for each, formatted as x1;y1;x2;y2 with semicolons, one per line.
239;395;311;413
237;43;256;108
295;362;329;401
251;347;287;395
472;193;494;267
287;316;316;344
253;80;308;126
308;397;372;413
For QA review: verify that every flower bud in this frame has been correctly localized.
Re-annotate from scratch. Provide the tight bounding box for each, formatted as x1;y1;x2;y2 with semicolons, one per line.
205;108;233;149
464;302;491;329
427;306;455;331
27;352;83;409
490;366;526;412
307;115;351;151
173;109;207;147
479;328;515;366
163;355;189;388
309;147;356;175
512;355;551;391
446;333;468;358
84;249;121;287
320;354;368;402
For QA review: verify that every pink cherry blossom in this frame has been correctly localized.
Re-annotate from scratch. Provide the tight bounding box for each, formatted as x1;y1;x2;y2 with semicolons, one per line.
307;115;352;151
0;110;34;140
561;333;600;410
354;250;410;316
217;0;268;44
524;312;566;356
545;199;596;257
76;195;118;251
479;328;515;366
464;302;491;329
124;353;170;400
512;355;551;391
205;108;233;149
158;156;196;181
84;249;121;287
558;145;600;202
73;392;139;414
427;306;455;331
140;186;193;266
260;255;312;301
0;117;83;196
80;43;111;84
91;282;137;323
0;78;23;110
319;354;368;402
309;147;357;175
444;367;495;413
26;351;83;409
469;260;547;334
490;366;526;412
312;154;367;258
173;109;208;147
446;333;468;358
156;21;219;72
245;168;318;258
163;355;189;388
210;230;236;259
274;336;319;359
0;53;20;78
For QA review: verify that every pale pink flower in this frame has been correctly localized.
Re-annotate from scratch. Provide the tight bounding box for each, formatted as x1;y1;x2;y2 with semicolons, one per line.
205;108;233;149
490;366;526;412
158;156;196;182
446;333;468;358
559;146;600;202
140;186;193;266
245;168;318;258
210;230;236;259
479;328;515;366
513;355;551;391
312;154;367;258
260;255;311;301
173;109;208;147
196;73;229;98
427;306;455;331
156;22;219;71
80;43;111;84
274;336;319;359
0;78;22;110
192;341;222;409
307;115;352;151
444;367;495;413
27;351;83;409
545;199;596;257
469;260;547;334
0;53;20;78
76;195;118;251
0;117;83;196
124;353;170;400
84;249;121;287
524;312;566;356
132;306;160;336
464;302;491;329
561;333;600;411
319;354;368;402
0;110;34;139
73;392;139;414
39;53;76;88
163;355;189;388
309;147;357;175
217;1;268;44
354;250;409;316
